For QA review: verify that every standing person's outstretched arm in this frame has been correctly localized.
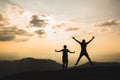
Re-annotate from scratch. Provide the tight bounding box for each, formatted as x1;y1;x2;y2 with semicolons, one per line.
72;37;81;44
68;50;75;53
55;50;62;52
87;36;95;44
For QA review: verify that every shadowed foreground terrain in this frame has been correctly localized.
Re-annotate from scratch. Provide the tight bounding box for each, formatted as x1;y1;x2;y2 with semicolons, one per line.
0;58;120;80
0;58;62;79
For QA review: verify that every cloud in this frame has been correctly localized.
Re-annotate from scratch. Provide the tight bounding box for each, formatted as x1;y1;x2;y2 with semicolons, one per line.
2;26;33;36
29;15;48;28
1;0;14;5
0;12;9;27
53;23;66;29
7;4;24;15
35;29;46;37
0;11;33;41
15;29;33;36
0;32;15;41
65;27;79;31
0;7;34;42
0;26;16;41
0;26;33;41
95;19;120;26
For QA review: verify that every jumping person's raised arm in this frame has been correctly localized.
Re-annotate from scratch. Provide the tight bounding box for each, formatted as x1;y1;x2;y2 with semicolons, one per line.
55;50;62;52
87;36;95;44
72;37;81;44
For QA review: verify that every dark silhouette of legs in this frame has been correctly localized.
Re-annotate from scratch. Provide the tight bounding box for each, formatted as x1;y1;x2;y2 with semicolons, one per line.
63;62;68;70
65;62;68;70
75;54;83;65
85;54;93;65
63;62;65;70
75;52;93;65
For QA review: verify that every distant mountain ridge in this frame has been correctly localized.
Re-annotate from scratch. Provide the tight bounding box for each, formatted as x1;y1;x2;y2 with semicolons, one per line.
0;58;62;78
0;57;120;79
1;61;120;80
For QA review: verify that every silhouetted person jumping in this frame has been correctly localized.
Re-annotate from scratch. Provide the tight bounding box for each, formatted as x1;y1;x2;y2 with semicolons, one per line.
73;36;95;65
55;45;75;70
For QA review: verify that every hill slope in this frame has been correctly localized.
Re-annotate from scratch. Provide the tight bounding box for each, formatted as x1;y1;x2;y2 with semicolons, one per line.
0;58;62;78
0;60;120;80
1;64;120;80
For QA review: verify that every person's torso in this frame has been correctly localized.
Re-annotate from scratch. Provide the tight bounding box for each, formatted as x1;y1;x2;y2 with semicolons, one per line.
62;49;69;56
80;43;87;52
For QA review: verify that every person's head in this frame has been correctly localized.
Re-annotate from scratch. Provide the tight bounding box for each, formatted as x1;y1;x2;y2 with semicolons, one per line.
63;45;67;49
82;39;85;43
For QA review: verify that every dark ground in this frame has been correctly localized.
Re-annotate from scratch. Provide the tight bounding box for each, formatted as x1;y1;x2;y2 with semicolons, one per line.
1;65;120;80
0;58;120;80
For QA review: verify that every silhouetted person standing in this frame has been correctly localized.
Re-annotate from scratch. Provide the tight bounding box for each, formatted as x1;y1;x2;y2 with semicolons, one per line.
73;36;95;65
55;45;75;70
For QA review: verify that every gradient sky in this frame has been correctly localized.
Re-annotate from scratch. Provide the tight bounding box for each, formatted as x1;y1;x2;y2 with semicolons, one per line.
0;0;120;66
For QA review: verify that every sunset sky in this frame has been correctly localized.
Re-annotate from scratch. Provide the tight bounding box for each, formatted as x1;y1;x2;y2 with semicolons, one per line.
0;0;120;66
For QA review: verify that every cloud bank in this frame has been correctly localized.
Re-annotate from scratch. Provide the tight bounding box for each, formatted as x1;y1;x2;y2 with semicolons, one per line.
95;19;120;26
29;15;48;28
35;29;46;37
65;27;79;31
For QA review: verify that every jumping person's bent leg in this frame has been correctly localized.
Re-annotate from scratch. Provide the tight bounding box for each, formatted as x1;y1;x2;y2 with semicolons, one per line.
85;54;93;65
75;54;83;65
